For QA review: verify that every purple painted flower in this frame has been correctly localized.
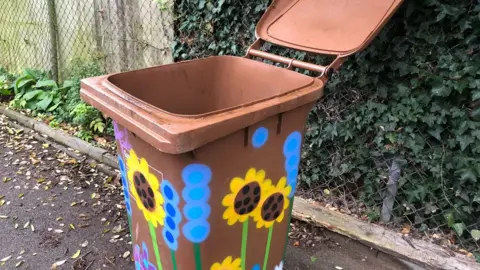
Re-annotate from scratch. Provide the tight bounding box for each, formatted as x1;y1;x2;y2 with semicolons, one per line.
113;121;132;153
134;242;157;270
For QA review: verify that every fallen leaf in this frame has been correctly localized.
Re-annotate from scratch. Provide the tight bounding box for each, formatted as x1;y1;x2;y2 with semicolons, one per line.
122;251;130;259
71;250;81;259
293;241;300;246
0;200;5;206
31;224;35;232
0;215;8;219
56;217;63;221
0;195;4;200
80;241;88;248
15;260;23;268
335;267;344;270
69;224;75;230
36;178;46;184
23;220;30;229
401;223;411;234
0;256;11;262
51;259;67;269
17;193;24;199
70;202;77;207
54;229;63;234
310;256;318;262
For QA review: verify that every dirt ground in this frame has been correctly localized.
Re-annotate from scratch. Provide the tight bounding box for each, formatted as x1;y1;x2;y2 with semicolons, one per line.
0;114;415;270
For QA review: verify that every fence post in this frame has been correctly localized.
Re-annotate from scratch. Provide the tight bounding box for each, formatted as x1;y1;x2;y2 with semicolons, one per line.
46;0;59;82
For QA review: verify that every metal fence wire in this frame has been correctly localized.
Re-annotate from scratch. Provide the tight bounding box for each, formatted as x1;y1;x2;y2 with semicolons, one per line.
0;0;479;263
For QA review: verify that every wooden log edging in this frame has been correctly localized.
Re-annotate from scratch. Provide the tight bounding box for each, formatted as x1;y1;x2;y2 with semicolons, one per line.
1;105;478;270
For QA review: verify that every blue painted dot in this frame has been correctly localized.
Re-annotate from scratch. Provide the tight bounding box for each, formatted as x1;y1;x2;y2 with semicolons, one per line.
183;186;210;202
165;230;174;243
283;131;302;156
183;221;210;243
166;217;176;230
166;203;176;217
184;204;211;221
163;185;174;200
252;127;269;148
252;264;261;270
182;164;212;186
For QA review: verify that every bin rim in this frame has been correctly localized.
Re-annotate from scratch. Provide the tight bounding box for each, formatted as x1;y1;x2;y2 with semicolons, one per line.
80;56;324;154
255;0;404;56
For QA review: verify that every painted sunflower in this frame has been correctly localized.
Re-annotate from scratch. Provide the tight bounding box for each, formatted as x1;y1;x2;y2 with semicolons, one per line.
210;256;241;270
253;177;291;229
127;149;165;227
222;168;270;226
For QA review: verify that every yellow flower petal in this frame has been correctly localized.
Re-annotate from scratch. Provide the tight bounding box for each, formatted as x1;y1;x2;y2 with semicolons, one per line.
232;258;241;268
230;177;244;193
245;168;256;182
277;177;287;189
222;194;235;207
256;169;265;182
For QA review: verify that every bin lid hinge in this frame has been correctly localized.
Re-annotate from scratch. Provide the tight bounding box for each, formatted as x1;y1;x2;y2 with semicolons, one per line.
245;39;345;80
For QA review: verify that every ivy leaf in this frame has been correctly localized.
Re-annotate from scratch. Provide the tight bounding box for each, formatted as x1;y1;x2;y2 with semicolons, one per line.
472;91;480;101
427;127;443;141
471;230;480;241
431;77;450;97
452;223;466;236
459;168;477;183
198;0;205;9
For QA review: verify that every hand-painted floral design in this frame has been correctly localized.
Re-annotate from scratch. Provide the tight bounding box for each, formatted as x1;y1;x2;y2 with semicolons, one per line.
253;177;291;228
182;163;212;243
134;242;157;270
252;127;269;148
222;168;271;226
283;131;302;197
210;256;241;270
252;264;261;270
113;121;132;154
118;156;132;216
161;180;182;251
127;149;165;227
274;261;284;270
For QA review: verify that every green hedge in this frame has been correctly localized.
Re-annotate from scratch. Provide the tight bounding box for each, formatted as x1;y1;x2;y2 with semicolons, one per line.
174;0;480;251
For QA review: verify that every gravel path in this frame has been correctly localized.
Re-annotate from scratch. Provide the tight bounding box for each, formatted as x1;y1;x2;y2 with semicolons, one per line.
0;114;411;270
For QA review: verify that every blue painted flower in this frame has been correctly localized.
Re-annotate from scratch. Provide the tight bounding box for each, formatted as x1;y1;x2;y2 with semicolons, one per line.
182;164;212;243
118;156;132;216
283;131;302;156
134;242;157;270
252;264;261;270
161;180;182;251
252;127;269;148
283;131;302;197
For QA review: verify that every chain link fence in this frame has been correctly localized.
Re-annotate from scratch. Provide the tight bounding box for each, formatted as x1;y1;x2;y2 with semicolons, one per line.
0;0;479;264
0;0;173;80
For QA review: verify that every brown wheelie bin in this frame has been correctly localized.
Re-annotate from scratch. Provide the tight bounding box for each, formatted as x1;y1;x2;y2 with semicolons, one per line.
80;1;403;269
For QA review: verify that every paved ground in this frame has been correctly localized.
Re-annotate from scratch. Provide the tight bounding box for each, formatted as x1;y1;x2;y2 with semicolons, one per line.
0;114;413;270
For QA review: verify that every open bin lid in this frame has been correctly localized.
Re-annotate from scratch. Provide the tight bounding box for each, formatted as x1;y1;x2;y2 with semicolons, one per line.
256;0;403;56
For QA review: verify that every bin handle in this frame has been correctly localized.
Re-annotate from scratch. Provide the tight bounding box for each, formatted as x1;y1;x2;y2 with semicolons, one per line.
245;39;346;81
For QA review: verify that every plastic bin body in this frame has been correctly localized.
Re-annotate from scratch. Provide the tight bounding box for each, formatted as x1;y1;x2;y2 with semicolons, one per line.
82;56;323;270
80;0;403;269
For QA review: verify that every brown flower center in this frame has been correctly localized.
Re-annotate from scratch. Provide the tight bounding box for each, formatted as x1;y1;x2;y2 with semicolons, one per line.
133;171;156;211
261;193;284;222
234;182;261;215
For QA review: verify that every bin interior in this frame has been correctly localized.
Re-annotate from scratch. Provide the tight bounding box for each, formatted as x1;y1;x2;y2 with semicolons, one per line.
107;56;316;116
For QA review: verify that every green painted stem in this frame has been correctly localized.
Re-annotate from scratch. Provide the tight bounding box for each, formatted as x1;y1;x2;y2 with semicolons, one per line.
170;249;178;270
262;225;274;270
148;221;163;270
194;243;202;270
127;215;133;243
241;219;249;270
282;199;295;260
